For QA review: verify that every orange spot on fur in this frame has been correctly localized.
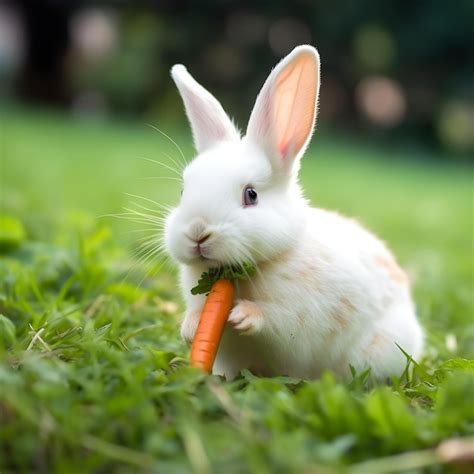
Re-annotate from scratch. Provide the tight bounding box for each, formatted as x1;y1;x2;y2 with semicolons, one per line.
297;313;306;325
260;248;294;271
330;298;356;333
333;311;349;329
299;264;318;279
317;244;332;262
364;332;392;356
370;333;383;347
340;296;356;313
376;253;409;286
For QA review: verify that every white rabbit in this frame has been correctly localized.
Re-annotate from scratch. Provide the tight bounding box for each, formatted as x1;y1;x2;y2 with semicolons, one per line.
165;45;423;380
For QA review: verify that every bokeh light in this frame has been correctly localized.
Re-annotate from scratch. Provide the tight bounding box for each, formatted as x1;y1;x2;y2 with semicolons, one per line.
70;8;118;62
356;76;406;127
201;43;247;84
353;24;396;71
227;12;267;46
268;18;311;56
437;101;474;153
2;3;472;155
0;5;24;79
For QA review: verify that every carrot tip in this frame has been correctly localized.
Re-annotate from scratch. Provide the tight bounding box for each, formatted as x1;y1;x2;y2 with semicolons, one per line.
189;279;234;373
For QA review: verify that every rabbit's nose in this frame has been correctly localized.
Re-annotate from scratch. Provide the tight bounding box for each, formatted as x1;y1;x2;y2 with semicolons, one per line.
196;233;211;244
186;232;212;245
186;218;212;243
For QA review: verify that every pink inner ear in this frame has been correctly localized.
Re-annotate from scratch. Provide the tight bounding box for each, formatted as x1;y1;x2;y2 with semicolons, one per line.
187;92;231;144
278;141;290;158
274;53;318;159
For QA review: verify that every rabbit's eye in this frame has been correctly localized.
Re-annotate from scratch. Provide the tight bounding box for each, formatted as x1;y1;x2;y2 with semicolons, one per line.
243;186;258;207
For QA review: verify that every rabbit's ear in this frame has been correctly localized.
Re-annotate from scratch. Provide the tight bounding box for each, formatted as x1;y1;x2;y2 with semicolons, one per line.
171;65;239;154
246;46;320;173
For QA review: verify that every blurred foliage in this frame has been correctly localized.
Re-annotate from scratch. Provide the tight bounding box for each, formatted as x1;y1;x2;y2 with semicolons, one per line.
0;217;473;472
0;215;26;252
3;0;474;155
1;106;473;471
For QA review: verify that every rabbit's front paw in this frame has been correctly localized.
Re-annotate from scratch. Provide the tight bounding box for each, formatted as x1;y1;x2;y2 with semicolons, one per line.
180;309;201;344
228;300;263;335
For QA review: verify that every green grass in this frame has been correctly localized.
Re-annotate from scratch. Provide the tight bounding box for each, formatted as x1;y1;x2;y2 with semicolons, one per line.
1;106;473;473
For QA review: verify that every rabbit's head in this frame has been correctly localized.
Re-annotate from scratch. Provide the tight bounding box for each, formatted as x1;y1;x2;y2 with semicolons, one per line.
165;46;320;267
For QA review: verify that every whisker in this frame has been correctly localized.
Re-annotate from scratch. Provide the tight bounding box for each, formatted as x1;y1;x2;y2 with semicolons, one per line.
98;213;162;226
146;123;187;166
132;236;163;249
126;201;167;217
121;227;162;235
134;254;171;291
117;214;164;225
140;157;182;179
161;150;185;174
232;241;266;295
138;176;182;182
121;244;164;285
134;243;163;262
124;193;174;212
122;207;164;222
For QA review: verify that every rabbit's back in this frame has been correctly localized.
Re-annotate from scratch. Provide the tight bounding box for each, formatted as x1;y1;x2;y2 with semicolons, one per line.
214;208;423;380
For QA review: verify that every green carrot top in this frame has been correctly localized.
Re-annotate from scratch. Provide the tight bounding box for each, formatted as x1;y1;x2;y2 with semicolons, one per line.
190;262;257;295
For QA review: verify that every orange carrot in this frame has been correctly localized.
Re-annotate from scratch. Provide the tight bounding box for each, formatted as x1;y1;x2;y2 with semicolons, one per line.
190;279;234;373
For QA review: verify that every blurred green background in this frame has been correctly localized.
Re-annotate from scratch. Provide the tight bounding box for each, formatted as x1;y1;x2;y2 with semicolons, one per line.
1;0;473;346
1;0;474;154
1;0;473;352
1;2;474;472
2;104;473;358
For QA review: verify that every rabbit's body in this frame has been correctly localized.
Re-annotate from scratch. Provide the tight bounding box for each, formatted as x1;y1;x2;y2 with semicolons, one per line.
180;206;422;380
165;45;423;380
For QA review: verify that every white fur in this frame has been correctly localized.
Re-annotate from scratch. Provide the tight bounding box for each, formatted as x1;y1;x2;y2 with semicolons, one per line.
171;64;239;153
165;45;423;380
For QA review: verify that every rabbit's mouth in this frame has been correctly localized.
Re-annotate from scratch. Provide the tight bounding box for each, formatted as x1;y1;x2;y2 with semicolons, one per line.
198;255;211;262
189;247;229;268
189;254;222;269
192;241;215;262
190;242;217;264
194;242;210;258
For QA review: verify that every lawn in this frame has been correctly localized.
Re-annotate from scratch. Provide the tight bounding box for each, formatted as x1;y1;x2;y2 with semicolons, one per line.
1;106;473;473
